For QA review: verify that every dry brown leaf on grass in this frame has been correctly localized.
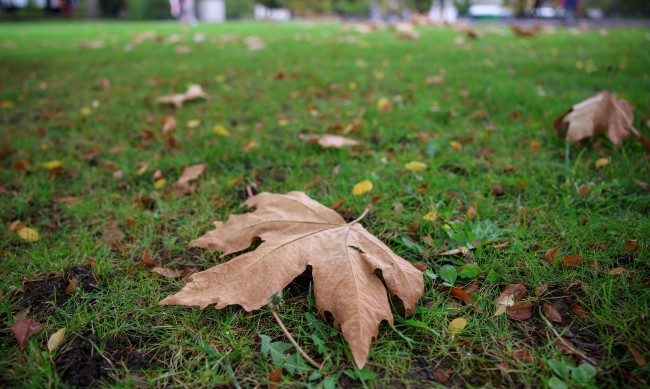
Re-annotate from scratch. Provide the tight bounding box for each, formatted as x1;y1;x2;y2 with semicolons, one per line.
553;91;649;150
156;84;208;108
11;312;42;350
160;191;424;368
170;163;206;197
509;24;542;37
298;134;359;149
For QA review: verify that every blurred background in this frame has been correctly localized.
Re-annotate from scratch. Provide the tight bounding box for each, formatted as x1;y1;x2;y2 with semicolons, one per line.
1;0;648;22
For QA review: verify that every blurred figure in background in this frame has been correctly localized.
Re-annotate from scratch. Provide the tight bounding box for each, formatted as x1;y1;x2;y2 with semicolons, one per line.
169;0;197;24
563;0;578;24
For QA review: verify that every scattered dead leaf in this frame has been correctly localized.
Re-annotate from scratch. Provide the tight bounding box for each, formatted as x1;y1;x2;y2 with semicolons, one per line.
11;312;42;350
562;255;584;267
507;301;533;321
513;349;533;363
543;303;563;323
609;267;626;275
629;346;646;367
571;304;589;318
299;134;359;149
156;84;208;108
152;267;184;278
47;327;66;352
553;91;648;150
535;284;548;297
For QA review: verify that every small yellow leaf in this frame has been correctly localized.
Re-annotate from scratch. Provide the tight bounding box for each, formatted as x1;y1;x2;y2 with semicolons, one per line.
154;178;167;189
278;119;289;127
377;98;392;113
215;74;225;82
450;141;462;152
42;160;63;170
16;227;40;242
1;100;15;109
404;161;427;172
47;327;66;352
80;107;92;116
349;82;357;90
187;119;201;128
213;124;231;137
373;70;384;80
449;318;467;334
595;158;610;168
352;180;373;196
422;207;438;222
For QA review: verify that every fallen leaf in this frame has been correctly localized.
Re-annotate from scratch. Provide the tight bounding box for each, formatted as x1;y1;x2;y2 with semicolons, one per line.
213;124;231;137
42;160;63;170
507;301;533;320
187;119;201;128
154;178;167;189
138;250;157;267
624;239;638;251
160;192;424;368
352;180;373;196
553;91;647;150
513;349;533;363
496;284;526;308
377;97;392;113
571;304;589;318
543;248;558;265
562;255;584;267
13;160;29;172
449;318;467;334
543;303;563;323
629;346;646;367
509;24;542;37
433;369;450;383
594;158;610;168
65;276;78;295
162;115;176;133
47;327;66;352
16;227;40;242
156;84;208;108
426;75;445;85
577;185;590;198
529;140;541;154
11;313;42;350
242;140;259;153
450;288;473;305
299;134;359;149
404;161;427;172
152;267;184;278
450;140;462;152
176;164;206;186
634;179;650;193
269;367;282;386
535;283;548;296
605;267;625;276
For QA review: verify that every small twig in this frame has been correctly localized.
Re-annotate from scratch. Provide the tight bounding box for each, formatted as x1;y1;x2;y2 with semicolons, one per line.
348;206;372;225
540;308;599;366
271;308;321;369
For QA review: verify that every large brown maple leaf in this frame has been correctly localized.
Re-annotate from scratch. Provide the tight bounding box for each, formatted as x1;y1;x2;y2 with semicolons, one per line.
160;191;424;368
553;91;648;150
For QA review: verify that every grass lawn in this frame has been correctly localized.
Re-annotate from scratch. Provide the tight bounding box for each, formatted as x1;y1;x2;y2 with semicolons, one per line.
1;20;649;388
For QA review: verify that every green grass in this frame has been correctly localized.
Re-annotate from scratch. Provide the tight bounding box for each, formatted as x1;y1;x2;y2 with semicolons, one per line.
1;20;649;388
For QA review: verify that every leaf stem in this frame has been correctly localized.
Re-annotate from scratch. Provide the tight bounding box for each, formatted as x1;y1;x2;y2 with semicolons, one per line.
271;308;321;369
348;206;371;225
